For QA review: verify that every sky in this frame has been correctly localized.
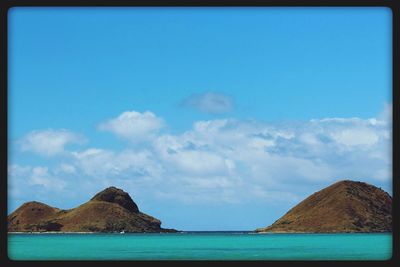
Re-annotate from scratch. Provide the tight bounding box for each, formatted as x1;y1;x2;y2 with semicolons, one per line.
8;7;392;231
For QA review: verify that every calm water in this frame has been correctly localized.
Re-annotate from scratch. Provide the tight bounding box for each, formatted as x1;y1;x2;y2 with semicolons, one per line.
8;232;392;260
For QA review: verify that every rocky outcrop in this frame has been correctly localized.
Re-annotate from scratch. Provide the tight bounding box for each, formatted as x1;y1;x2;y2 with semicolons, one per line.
256;180;392;233
8;187;177;233
90;186;139;213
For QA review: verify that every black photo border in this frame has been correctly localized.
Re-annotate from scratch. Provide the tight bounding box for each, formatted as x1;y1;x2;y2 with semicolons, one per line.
1;0;398;266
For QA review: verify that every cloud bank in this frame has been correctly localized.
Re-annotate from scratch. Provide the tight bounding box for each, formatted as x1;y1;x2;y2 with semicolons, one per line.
11;106;392;208
18;129;85;157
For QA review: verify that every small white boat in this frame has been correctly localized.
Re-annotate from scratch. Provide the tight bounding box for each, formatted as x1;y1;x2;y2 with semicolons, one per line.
120;230;125;234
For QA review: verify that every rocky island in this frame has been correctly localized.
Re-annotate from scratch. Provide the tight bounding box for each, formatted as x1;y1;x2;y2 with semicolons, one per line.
256;180;392;233
8;186;177;233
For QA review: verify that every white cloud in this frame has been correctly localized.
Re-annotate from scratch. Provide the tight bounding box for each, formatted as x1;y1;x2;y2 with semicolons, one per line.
10;105;392;206
71;148;163;182
98;111;164;142
8;164;66;194
56;163;76;174
378;102;392;123
182;92;234;114
19;129;85;157
147;112;389;202
153;115;390;188
8;164;31;177
30;167;66;191
8;164;31;199
330;128;379;146
166;151;228;175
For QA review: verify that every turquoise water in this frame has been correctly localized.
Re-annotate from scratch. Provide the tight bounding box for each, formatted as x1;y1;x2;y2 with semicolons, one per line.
8;232;392;260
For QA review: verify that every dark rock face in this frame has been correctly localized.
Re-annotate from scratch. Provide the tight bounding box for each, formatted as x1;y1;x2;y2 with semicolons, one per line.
8;187;177;233
256;180;392;233
91;187;139;213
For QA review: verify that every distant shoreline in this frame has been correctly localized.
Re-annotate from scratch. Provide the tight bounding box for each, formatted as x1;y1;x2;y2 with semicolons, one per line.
8;231;97;234
256;231;392;234
8;231;391;235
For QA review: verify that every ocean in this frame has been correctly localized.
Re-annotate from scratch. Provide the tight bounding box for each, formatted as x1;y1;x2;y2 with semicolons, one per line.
8;232;392;260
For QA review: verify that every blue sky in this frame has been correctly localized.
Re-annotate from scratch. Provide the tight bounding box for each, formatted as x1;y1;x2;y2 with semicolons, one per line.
8;7;392;230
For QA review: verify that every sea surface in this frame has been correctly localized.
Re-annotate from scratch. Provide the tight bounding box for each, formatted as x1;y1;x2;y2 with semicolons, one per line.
8;232;392;260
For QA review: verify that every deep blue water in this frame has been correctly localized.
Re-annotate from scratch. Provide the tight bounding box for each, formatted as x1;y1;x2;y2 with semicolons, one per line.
8;232;392;260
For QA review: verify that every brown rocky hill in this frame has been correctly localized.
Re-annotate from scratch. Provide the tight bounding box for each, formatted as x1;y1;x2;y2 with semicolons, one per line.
256;180;392;233
8;187;177;233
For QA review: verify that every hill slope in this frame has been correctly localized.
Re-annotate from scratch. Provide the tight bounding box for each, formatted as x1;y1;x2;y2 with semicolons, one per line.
8;187;177;233
256;180;392;233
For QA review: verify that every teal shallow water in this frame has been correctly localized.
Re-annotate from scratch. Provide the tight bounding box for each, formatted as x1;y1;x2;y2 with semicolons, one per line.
8;232;392;260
